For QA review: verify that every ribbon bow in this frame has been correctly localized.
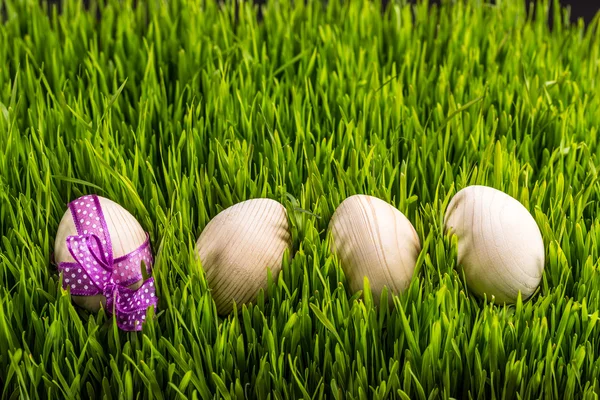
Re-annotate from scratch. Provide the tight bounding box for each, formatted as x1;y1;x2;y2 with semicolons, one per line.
57;195;157;331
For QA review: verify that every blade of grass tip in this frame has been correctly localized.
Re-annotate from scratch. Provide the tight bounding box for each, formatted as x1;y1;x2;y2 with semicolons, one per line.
85;140;149;216
293;207;321;219
211;373;232;400
38;64;59;106
9;69;19;109
309;303;344;350
65;103;94;133
288;354;312;400
139;361;165;400
178;370;193;393
374;74;399;93
393;296;422;366
269;48;313;79
124;370;134;400
258;104;277;144
122;354;152;391
52;176;106;193
285;193;300;208
98;78;128;126
0;102;8;122
311;376;325;400
284;192;321;218
167;382;188;399
435;93;486;135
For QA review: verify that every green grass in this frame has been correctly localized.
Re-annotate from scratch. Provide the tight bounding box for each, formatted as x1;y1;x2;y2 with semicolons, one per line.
1;0;600;398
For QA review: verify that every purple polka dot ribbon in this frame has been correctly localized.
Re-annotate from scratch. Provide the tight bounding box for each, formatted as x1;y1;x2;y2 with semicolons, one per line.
57;195;157;331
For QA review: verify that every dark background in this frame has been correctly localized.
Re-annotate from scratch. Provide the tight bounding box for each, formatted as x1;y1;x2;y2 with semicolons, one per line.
40;0;600;25
557;1;600;25
402;0;600;25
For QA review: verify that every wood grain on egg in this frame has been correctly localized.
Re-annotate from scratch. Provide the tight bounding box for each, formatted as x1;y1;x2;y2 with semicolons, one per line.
328;195;421;303
54;197;147;312
444;185;545;304
195;198;292;315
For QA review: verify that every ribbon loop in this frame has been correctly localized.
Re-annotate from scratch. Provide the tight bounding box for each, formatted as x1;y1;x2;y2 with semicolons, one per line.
106;278;157;331
57;195;157;331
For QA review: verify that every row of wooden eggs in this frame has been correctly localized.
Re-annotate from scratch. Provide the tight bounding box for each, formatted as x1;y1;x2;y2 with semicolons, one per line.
55;185;545;316
329;186;544;306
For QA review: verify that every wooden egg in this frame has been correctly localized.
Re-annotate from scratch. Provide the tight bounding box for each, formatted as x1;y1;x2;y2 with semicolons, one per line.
54;195;149;312
195;198;292;315
328;194;421;303
444;185;545;303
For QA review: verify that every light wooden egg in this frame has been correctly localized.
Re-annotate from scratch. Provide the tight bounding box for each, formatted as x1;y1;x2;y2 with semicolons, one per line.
195;198;292;315
328;195;421;303
54;196;148;312
444;185;545;303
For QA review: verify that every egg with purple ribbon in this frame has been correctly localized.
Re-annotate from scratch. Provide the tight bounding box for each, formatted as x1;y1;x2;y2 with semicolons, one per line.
54;194;158;331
